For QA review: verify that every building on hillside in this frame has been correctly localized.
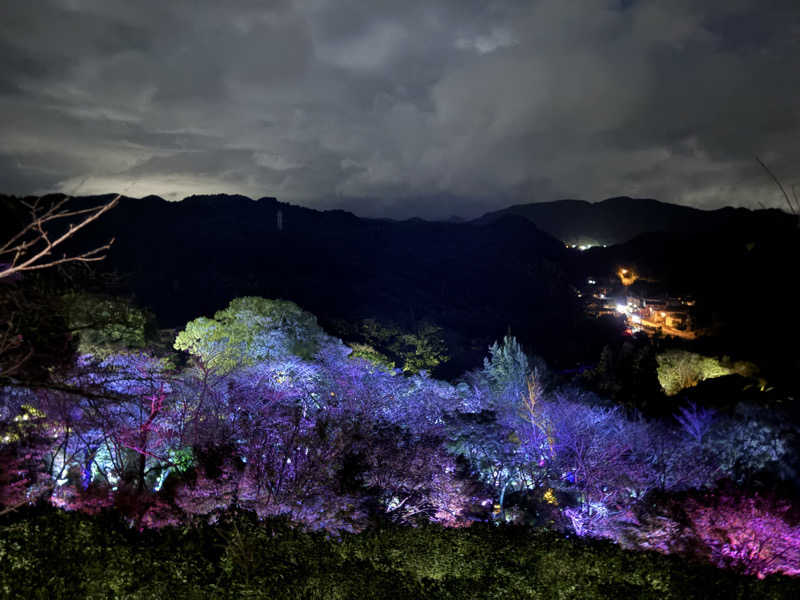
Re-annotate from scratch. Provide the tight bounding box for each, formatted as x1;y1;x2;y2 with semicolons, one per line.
581;286;700;339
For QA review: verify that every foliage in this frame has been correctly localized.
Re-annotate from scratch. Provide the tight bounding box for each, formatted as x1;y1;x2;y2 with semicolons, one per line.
350;318;449;375
61;292;156;358
674;402;716;444
4;297;800;580
0;273;76;380
705;403;799;484
482;335;529;395
684;487;800;579
0;195;116;380
657;350;734;396
622;484;800;580
3;506;797;599
399;322;450;374
174;297;330;373
581;336;663;415
0;428;54;512
348;342;396;370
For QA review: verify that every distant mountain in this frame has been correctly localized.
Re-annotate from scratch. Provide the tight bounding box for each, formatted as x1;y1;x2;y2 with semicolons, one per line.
0;193;585;376
474;196;792;245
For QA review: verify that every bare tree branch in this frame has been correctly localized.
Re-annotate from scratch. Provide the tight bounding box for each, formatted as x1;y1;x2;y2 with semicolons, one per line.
756;156;799;217
0;195;119;280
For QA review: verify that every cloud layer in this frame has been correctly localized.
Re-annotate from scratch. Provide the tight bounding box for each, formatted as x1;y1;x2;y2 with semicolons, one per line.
1;0;798;218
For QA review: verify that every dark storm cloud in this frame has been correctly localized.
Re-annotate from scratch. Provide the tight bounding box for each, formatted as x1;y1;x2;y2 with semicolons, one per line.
0;0;798;218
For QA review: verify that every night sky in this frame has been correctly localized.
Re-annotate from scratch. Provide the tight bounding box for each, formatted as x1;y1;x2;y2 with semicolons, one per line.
1;0;798;219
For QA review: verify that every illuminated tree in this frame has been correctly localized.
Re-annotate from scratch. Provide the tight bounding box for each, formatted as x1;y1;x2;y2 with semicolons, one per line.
61;292;155;358
398;322;449;374
482;335;529;395
656;350;732;396
674;402;715;444
625;486;800;579
31;353;177;500
705;403;798;483
362;432;479;526
0;404;54;515
683;487;800;578
166;337;460;528
174;297;332;373
347;318;449;375
8;289;800;561
231;384;332;508
348;342;396;370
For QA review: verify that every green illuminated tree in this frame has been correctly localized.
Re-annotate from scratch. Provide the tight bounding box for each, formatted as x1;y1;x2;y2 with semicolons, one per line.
351;319;448;375
348;343;396;370
656;350;732;396
399;323;449;374
174;297;329;372
61;292;155;358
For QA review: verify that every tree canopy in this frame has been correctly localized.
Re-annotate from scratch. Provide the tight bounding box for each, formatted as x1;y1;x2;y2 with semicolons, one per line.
62;292;156;358
173;297;331;372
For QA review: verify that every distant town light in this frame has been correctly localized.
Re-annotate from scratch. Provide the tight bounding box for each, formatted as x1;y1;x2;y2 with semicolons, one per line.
617;267;638;286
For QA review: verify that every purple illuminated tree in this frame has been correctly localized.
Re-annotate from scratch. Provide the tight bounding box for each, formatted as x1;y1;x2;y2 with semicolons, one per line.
675;402;715;444
683;487;800;578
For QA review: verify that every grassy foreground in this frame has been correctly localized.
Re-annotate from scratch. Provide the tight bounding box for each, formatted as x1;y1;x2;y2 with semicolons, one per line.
1;505;797;599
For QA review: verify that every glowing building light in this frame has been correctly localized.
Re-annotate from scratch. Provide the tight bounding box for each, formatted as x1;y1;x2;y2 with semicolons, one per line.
617;267;638;286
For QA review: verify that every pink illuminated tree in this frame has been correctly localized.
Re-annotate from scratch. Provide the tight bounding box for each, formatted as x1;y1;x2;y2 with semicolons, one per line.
683;488;800;578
